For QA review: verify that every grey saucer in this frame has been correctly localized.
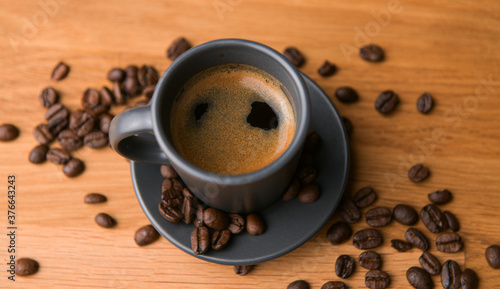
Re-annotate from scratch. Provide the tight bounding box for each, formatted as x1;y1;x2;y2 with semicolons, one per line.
131;74;349;265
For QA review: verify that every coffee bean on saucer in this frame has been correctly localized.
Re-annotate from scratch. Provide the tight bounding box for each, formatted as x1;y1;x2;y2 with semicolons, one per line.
159;202;183;223
161;165;179;179
161;178;173;192
171;178;184;192
58;129;83;151
33;123;54;145
335;87;359;103
408;163;430;183
167;37;191;61
335;255;355;279
341;117;353;137
246;213;265;235
436;232;463;253
182;196;197;224
0;124;20;141
204;208;229;230
421;204;448;233
228;213;245;234
297;151;314;169
441;260;461;289
303;129;320;151
29;144;49;164
359;44;384;62
287;280;310;289
63;158;85;177
107;68;126;82
391;239;412;252
417;92;434;114
485;244;500;269
161;188;183;207
95;212;116;228
283;47;305;67
296;166;317;185
298;183;320;203
321;281;347;289
406;266;433;289
135;224;160;246
337;198;361;224
366;207;392;227
39;87;59;107
234;265;255;276
191;226;210;255
84;193;107;204
353;186;377;208
375;90;399;114
460;268;479;289
51;61;70;80
318;60;336;76
443;211;460;232
428;189;452;204
353;229;383;249
326;221;352;245
82;88;101;110
194;204;205;227
282;178;300;201
46;148;71;164
405;228;429;252
84;131;108;148
16;258;39;276
211;229;231;250
393;204;419;225
359;251;382;270
365;270;390;289
419;252;441;275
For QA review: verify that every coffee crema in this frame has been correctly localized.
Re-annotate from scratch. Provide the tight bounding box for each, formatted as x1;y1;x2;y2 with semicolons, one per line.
170;63;296;175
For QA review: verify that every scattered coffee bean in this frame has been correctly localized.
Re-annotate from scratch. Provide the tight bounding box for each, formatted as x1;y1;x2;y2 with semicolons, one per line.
393;204;419;225
82;88;101;110
318;60;337;76
107;68;126;82
70;110;95;137
98;113;113;134
359;44;384;62
303;129;320;151
298;183;320;203
341;117;353;137
84;131;109;148
167;37;191;61
191;226;210;255
100;87;114;106
428;189;452;204
51;61;70;81
485;244;500;269
138;65;159;87
158;202;183;223
161;188;183;207
95;212;116;228
135;224;160;246
84;193;107;204
143;85;156;98
408;163;430;183
63;158;85;177
326;221;352;245
227;213;245;234
296;166;317;185
39;87;59;107
366;207;392;227
419;252;441;275
287;280;310;289
283;47;305;67
211;229;231;250
460;268;479;289
405;227;429;252
365;270;390;289
421;204;448;233
125;65;139;77
417;92;434;114
335;87;359;103
33;123;54;145
246;213;266;235
46;148;71;164
29;144;49;164
47;114;69;135
353;228;383;249
406;266;433;289
443;211;460;232
282;178;300;201
353;186;377;208
441;260;461;289
123;75;141;97
391;239;412;252
335;255;355;279
321;281;347;289
204;208;229;230
0;124;20;141
45;103;69;122
234;264;255;276
375;90;399;114
112;81;125;104
436;232;463;253
58;129;83;151
161;165;179;179
338;198;361;224
359;251;382;270
16;258;39;276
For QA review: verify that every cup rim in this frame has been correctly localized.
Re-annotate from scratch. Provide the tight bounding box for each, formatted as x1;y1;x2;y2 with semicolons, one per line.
151;38;310;185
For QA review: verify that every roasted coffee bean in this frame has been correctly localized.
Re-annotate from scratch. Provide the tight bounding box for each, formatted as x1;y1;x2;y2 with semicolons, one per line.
182;187;194;198
375;90;399;114
107;68;126;82
51;61;70;80
443;211;460;232
125;65;139;77
406;266;433;289
112;81;125;104
359;44;384;62
84;193;107;204
29;144;49;164
246;213;266;235
211;229;231;250
39;87;59;107
441;260;461;289
194;203;205;227
143;85;156;98
335;255;355;279
95;212;116;228
298;183;320;203
428;189;452;205
338;198;361;224
48;115;69;135
419;252;441;275
296;166;317;185
341;117;353;137
417;92;434;114
70;110;95;137
161;188;183;207
318;60;337;76
303;129;320;151
82;88;101;110
191;226;210;255
460;269;479;289
405;228;429;251
359;251;382;270
45;103;69;121
204;208;229;230
391;239;412;252
326;221;352;245
161;179;173;193
353;229;383;249
161;165;179;179
228;213;245;234
393;204;419;225
408;163;430;182
282;178;300;201
287;280;310;289
134;224;160;246
138;65;159;87
0;124;19;141
353;186;377;208
321;281;347;289
98;113;113;134
421;204;448;233
123;75;141;97
436;233;463;253
485;244;500;269
171;178;184;192
234;265;255;276
33;123;54;145
167;37;191;60
158;202;183;223
91;103;109;116
365;270;390;289
100;86;114;106
283;47;305;67
84;131;109;148
16;258;39;276
366;207;392;227
58;129;83;151
182;196;196;224
335;87;359;103
63;158;85;177
46;148;70;164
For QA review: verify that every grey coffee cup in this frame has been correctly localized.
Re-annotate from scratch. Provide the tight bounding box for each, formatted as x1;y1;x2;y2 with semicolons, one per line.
109;39;311;213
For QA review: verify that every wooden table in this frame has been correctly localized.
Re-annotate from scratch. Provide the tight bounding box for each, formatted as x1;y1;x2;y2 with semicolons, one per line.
1;0;499;288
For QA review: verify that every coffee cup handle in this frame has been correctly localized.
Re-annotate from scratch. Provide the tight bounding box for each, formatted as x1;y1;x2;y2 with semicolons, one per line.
109;105;170;165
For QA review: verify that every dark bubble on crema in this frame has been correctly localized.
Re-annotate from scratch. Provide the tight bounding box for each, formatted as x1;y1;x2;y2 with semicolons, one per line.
246;101;279;130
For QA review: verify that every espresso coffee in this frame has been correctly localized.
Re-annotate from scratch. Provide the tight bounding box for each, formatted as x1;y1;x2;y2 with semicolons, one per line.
170;63;296;175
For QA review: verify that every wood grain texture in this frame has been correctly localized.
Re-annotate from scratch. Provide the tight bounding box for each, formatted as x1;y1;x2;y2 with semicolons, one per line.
1;0;500;288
